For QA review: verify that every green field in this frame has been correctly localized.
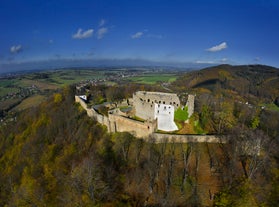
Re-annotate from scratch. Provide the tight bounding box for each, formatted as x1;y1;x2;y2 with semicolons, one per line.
12;95;47;111
126;74;178;84
261;103;279;112
174;106;188;121
0;69;180;113
48;70;105;86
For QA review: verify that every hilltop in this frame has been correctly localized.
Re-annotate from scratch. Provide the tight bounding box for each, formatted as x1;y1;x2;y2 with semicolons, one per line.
0;64;278;206
173;64;279;104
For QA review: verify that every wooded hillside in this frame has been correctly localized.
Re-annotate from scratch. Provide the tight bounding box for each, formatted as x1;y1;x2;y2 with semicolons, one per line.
172;64;279;103
0;85;278;206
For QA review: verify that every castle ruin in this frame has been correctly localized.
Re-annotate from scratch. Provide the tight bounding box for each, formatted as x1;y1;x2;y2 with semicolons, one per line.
133;91;181;120
75;91;195;138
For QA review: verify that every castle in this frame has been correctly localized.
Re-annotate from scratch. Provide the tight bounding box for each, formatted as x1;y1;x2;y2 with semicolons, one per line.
75;91;195;138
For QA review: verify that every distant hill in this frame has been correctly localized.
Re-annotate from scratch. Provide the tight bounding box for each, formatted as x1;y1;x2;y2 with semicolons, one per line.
173;64;279;102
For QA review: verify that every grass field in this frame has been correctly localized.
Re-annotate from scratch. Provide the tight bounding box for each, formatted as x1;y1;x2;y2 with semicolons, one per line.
0;98;22;110
126;74;178;84
1;69;180;114
49;70;105;86
12;95;46;111
262;103;279;112
16;79;59;90
0;87;19;97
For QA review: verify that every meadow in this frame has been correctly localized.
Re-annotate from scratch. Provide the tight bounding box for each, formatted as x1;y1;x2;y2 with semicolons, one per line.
125;73;178;84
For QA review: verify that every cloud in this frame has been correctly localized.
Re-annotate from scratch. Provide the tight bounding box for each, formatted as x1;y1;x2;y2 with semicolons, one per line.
49;39;53;44
99;19;106;27
10;45;23;54
131;32;143;39
254;57;260;62
72;28;94;39
97;27;108;39
207;42;227;52
221;58;228;62
195;60;215;64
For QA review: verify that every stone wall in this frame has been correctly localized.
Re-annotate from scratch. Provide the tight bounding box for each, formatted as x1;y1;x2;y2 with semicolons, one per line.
75;96;156;138
133;91;181;120
151;133;226;143
109;114;156;138
186;94;195;118
75;96;112;131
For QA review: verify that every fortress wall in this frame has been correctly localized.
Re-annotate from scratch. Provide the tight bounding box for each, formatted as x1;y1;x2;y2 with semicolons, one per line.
109;114;156;138
151;133;226;143
134;101;155;120
75;96;94;118
133;91;181;120
134;91;181;107
75;96;112;131
75;96;88;110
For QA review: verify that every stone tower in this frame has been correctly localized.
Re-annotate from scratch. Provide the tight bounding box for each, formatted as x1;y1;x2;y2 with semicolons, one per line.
186;94;195;118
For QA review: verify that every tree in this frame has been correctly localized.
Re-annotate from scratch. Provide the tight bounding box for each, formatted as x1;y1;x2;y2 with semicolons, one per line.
180;143;192;193
112;132;134;163
228;127;271;179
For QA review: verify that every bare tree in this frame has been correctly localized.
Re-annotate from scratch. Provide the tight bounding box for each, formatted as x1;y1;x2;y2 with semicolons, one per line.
227;126;272;179
180;142;192;193
134;138;144;164
164;141;176;199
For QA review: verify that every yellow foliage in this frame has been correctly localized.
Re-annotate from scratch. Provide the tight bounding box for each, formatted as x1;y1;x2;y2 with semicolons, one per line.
54;93;63;103
32;113;50;131
218;70;233;81
78;104;85;112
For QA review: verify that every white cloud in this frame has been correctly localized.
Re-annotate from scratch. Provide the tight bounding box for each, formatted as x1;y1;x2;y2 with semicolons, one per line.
254;57;260;61
10;45;22;54
97;27;108;39
131;32;143;39
99;19;106;27
195;60;215;64
221;58;228;62
207;42;227;52
72;28;94;39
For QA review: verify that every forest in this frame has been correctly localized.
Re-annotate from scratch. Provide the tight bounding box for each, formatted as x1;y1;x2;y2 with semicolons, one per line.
0;65;279;206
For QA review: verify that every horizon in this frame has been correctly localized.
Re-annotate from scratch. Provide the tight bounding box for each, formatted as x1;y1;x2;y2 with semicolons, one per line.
0;58;278;75
1;0;279;72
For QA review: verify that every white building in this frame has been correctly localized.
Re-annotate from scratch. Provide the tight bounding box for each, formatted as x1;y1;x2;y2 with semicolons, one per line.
154;103;178;131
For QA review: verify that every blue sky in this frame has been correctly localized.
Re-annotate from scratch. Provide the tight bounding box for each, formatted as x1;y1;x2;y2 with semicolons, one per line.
1;0;279;72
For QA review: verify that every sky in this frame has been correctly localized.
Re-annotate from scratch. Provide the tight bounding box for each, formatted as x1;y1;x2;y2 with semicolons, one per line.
0;0;279;72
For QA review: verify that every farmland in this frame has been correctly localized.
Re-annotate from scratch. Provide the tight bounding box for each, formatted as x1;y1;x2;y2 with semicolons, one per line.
124;73;178;84
0;68;181;122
